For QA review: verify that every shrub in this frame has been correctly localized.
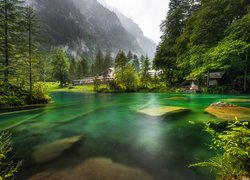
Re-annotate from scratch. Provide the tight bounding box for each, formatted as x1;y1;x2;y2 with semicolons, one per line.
190;118;250;179
0;83;27;108
32;82;51;104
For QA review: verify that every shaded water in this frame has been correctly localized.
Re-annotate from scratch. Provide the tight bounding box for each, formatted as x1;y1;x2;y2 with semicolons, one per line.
1;92;250;180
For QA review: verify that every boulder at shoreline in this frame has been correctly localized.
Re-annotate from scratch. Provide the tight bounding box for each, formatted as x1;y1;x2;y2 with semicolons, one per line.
205;102;250;120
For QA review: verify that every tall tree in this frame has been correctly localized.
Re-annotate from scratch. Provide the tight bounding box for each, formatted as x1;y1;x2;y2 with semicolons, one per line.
103;49;112;71
69;57;77;81
132;54;140;71
177;0;250;81
0;0;25;82
51;49;70;86
127;51;133;61
23;6;40;102
140;56;151;88
115;50;128;71
154;0;194;86
94;48;104;76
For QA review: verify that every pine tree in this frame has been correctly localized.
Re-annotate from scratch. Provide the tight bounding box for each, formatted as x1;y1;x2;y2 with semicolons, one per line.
133;54;140;71
103;49;112;71
115;50;128;71
140;56;151;88
80;57;88;77
127;51;133;61
0;0;25;82
23;6;40;102
69;57;77;81
94;48;104;76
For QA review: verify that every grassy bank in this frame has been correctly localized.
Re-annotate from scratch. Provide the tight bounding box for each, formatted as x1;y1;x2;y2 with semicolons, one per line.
46;82;108;93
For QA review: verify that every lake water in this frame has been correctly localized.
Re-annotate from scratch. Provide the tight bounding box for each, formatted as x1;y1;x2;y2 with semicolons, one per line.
1;92;250;180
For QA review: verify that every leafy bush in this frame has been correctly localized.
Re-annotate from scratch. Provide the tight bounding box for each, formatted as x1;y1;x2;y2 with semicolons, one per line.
0;82;51;108
32;82;51;104
190;119;250;179
0;83;27;108
0;132;22;180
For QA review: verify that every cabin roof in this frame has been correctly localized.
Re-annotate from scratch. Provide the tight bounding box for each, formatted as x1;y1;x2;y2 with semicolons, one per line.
209;72;225;79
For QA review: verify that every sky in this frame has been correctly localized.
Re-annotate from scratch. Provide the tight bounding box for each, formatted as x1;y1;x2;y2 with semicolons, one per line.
98;0;169;43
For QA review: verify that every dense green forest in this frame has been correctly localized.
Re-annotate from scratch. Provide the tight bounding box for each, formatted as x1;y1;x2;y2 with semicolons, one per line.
154;0;250;93
1;0;250;108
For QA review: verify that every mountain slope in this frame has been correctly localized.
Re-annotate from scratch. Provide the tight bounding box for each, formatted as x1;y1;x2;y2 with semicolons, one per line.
98;0;157;58
29;0;144;57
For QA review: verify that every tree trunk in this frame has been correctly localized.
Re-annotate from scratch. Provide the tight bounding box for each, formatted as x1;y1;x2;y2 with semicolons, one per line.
28;17;32;103
243;51;248;92
206;69;210;88
4;0;9;82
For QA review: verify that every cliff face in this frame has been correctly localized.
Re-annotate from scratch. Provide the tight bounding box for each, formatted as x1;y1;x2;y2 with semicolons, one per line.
29;0;144;57
98;0;157;58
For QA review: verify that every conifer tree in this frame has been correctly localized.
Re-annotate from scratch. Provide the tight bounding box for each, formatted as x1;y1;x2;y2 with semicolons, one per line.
103;49;112;71
94;48;104;76
127;51;133;61
115;50;128;71
23;6;40;102
0;0;25;82
140;56;151;88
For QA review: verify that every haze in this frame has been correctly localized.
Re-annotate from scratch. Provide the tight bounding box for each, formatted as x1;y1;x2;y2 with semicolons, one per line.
98;0;170;43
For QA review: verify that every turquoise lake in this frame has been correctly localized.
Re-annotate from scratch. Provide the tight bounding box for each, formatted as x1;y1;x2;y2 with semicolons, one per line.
0;92;250;180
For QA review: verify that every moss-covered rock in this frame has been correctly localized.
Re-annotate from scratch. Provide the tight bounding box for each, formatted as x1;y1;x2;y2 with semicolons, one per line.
224;98;250;103
205;102;250;120
137;106;189;116
28;157;153;180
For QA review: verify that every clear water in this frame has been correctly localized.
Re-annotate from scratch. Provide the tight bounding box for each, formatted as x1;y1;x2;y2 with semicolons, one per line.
0;92;250;180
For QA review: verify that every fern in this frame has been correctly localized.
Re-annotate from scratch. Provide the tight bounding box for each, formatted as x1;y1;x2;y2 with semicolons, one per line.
190;118;250;179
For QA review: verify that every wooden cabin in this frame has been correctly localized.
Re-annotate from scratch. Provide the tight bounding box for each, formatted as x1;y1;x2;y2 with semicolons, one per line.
208;72;225;86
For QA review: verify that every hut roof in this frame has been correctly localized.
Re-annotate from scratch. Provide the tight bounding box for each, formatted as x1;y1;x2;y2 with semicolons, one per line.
209;72;225;79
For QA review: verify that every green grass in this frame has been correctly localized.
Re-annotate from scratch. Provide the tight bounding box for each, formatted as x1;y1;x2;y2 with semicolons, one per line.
44;82;109;93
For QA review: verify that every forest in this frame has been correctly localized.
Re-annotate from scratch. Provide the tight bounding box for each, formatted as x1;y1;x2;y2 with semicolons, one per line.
0;0;250;180
1;0;250;108
154;0;250;93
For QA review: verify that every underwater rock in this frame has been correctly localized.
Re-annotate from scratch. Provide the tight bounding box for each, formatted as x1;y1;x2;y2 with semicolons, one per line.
32;136;84;163
210;102;236;107
166;97;189;101
205;102;250;120
28;157;153;180
224;98;250;103
137;106;189;116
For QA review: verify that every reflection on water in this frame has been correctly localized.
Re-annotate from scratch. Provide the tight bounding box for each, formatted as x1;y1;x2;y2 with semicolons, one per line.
0;92;250;180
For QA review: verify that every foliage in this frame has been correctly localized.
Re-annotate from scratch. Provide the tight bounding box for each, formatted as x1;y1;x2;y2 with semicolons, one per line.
0;82;51;108
93;76;101;91
32;82;51;104
94;48;104;76
51;48;70;86
140;56;151;88
155;0;250;92
114;66;139;92
0;0;26;82
190;119;250;179
0;83;27;108
0;132;22;180
115;50;128;71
